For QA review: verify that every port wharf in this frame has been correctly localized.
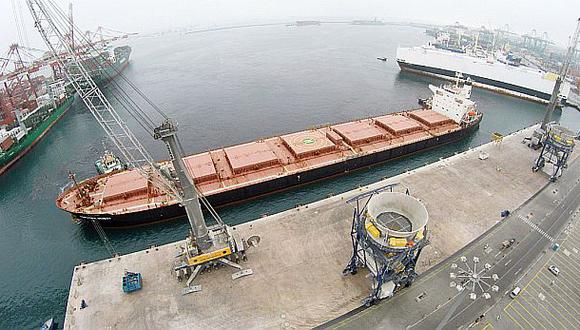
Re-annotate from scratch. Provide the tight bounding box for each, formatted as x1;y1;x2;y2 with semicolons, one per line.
63;125;578;329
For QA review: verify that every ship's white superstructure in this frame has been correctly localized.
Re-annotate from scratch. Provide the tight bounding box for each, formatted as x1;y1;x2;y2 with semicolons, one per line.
430;85;476;124
396;45;571;104
426;77;478;124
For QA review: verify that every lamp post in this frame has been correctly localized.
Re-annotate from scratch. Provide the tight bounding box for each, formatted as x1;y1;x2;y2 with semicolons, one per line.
449;255;499;300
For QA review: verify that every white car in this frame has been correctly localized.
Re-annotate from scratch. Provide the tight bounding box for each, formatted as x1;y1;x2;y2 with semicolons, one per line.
509;286;521;299
548;265;560;276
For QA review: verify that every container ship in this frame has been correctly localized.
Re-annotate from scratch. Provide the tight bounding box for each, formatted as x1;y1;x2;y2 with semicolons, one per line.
0;52;74;176
396;45;571;105
0;44;131;176
57;80;482;227
77;45;132;87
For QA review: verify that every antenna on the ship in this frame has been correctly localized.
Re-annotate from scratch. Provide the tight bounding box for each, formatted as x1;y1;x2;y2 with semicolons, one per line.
26;0;253;291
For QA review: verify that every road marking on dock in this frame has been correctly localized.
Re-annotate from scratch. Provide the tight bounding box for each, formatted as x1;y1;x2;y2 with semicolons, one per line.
481;321;495;330
518;215;555;242
504;307;525;330
514;299;546;329
510;304;535;328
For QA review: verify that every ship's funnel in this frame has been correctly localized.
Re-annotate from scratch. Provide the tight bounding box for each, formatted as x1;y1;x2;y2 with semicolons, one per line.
366;192;428;247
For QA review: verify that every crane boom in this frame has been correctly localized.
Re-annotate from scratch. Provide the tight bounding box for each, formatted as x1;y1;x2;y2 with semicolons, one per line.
27;0;213;251
27;1;154;172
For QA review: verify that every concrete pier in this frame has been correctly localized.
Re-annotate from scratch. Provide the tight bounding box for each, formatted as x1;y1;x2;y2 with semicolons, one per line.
64;125;577;329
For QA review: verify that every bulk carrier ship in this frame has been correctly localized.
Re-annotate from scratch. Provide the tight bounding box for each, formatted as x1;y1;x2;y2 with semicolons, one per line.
57;79;482;227
396;45;571;105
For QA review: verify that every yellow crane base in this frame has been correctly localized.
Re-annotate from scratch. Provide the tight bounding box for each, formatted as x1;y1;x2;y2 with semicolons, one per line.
187;247;232;266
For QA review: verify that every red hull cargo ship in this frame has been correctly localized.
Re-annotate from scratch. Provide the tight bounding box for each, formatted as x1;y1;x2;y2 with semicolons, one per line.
57;81;482;227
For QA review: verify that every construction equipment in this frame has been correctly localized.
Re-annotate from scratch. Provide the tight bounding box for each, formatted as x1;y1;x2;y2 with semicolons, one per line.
27;0;252;291
343;184;429;306
532;123;576;181
122;271;143;293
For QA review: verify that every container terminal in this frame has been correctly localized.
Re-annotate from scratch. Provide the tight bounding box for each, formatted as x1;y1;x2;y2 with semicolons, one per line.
397;18;580;107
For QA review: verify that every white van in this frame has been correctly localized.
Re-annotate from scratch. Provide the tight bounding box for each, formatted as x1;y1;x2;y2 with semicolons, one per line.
510;286;521;299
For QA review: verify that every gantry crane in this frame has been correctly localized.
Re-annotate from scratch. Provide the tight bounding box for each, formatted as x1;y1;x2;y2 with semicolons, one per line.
530;18;580;147
26;0;252;291
530;18;579;182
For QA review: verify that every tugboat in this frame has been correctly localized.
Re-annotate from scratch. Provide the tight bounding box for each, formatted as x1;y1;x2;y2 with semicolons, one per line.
94;150;126;175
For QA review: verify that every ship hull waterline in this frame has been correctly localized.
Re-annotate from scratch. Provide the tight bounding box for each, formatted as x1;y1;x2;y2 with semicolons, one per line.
0;97;74;176
69;118;482;227
397;61;559;105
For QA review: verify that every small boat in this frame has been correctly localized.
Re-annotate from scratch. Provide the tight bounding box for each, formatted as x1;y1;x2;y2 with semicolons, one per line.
95;150;126;175
377;57;387;61
40;318;55;330
417;98;430;108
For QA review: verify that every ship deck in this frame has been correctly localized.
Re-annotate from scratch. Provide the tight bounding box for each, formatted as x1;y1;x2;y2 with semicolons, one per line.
64;125;579;329
58;109;461;215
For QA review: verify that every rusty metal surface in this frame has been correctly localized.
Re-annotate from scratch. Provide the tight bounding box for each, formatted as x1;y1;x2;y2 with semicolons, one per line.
375;114;423;135
224;141;280;174
409;109;453;127
281;129;336;158
332;119;387;146
183;152;218;183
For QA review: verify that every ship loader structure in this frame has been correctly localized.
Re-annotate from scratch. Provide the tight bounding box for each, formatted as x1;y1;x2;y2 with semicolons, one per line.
27;0;253;293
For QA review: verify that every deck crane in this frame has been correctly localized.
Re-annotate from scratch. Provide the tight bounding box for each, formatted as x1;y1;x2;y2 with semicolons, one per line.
26;0;252;289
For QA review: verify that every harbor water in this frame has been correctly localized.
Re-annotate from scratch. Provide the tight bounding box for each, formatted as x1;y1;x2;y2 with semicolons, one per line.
1;24;579;328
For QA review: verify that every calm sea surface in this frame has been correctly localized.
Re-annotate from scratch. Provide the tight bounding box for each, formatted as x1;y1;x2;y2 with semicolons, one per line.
1;24;579;328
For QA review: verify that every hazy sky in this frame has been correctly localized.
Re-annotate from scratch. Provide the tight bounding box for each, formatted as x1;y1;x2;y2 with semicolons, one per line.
1;0;579;54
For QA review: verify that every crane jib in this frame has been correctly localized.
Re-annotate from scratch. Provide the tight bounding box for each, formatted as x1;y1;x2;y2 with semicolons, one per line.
26;0;218;251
